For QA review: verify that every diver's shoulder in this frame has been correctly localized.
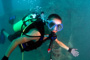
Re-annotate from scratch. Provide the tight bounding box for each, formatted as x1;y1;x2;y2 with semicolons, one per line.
27;28;41;36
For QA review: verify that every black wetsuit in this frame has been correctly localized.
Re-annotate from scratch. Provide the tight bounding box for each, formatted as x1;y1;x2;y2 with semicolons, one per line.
8;20;50;52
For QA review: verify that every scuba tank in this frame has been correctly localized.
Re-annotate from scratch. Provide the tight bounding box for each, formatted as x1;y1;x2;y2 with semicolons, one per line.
13;12;46;32
13;13;37;32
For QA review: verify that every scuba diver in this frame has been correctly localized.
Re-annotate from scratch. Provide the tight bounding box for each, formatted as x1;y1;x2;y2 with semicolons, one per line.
1;13;79;60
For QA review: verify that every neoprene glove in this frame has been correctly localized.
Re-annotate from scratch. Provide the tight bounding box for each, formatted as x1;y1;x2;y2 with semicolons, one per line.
2;56;8;60
49;32;57;40
68;48;79;57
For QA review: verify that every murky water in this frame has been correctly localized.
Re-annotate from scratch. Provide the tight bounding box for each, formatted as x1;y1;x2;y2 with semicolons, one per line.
0;0;90;60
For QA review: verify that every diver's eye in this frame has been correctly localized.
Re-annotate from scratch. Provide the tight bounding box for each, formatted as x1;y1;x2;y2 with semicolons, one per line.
49;22;56;28
57;25;60;27
50;23;55;27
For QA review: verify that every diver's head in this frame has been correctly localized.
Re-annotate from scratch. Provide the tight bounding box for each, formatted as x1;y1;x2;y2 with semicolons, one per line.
47;14;63;33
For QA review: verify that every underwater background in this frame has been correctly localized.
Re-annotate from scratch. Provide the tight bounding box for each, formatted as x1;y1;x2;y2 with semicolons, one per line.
0;0;90;60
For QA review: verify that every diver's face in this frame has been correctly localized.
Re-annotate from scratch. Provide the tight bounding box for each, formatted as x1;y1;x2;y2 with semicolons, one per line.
47;18;62;33
52;18;62;33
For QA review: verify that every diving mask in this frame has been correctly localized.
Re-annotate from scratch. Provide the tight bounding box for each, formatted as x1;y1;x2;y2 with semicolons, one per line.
47;20;63;31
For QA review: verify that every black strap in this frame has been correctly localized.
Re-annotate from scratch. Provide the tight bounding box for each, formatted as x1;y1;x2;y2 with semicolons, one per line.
68;48;72;53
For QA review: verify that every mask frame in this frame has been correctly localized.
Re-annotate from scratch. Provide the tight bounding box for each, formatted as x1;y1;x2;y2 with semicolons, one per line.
47;20;63;31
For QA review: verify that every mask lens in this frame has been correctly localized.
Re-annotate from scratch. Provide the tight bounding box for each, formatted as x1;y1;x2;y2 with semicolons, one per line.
49;22;55;28
48;21;56;29
56;24;63;31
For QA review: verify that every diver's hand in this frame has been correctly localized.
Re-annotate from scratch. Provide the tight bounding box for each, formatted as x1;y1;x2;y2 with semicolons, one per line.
49;32;57;40
69;48;79;57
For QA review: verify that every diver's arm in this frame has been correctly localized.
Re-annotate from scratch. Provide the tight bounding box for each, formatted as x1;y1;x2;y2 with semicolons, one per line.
4;29;41;57
55;39;79;57
55;39;69;50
